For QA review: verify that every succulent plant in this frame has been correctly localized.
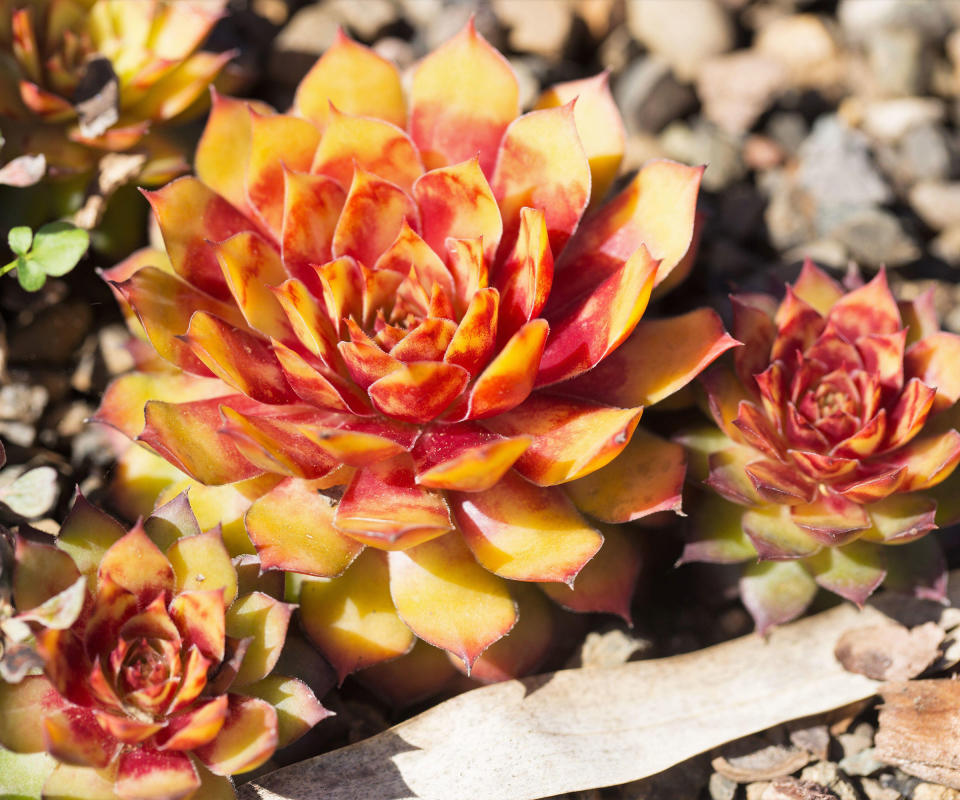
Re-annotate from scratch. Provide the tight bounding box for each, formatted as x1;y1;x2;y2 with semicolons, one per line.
0;0;230;189
0;492;329;799
680;262;960;631
95;23;736;685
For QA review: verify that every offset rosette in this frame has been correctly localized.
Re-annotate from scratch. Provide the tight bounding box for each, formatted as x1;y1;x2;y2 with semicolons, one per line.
0;494;328;799
96;22;736;687
0;0;229;182
681;261;960;631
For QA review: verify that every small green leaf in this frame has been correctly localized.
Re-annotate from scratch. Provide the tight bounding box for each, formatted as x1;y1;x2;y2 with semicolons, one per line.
14;257;44;292
7;227;31;256
28;221;89;277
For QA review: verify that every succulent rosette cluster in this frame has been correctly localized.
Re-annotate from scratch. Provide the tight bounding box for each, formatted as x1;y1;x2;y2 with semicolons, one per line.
96;23;737;688
0;0;230;185
681;262;960;631
0;493;328;799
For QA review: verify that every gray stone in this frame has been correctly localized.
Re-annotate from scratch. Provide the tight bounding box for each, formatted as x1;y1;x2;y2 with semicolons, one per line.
838;747;884;777
324;0;397;40
859;777;900;800
697;49;789;135
830;208;920;268
614;56;696;134
836;724;874;759
783;239;849;270
0;384;47;423
798;762;859;800
373;37;416;72
838;0;951;44
797;116;893;213
765;113;809;157
598;24;635;74
883;124;954;186
866;28;928;97
659;120;745;192
268;3;340;83
626;0;734;82
931;225;960;266
909;181;960;231
709;772;737;800
859;98;946;143
97;324;135;377
494;0;573;58
754;14;843;92
764;174;818;251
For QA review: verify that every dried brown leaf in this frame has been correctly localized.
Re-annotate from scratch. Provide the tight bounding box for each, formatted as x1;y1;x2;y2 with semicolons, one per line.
788;724;830;762
0;154;46;187
875;680;960;790
712;745;812;783
834;621;943;681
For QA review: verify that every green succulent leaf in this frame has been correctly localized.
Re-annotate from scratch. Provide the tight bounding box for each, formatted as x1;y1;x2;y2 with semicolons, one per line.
28;222;89;277
0;747;56;798
14;257;44;292
7;227;31;256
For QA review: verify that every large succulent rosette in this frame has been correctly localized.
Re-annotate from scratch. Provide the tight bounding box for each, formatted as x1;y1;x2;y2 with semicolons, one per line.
0;494;328;799
96;24;736;688
681;262;960;631
0;0;230;184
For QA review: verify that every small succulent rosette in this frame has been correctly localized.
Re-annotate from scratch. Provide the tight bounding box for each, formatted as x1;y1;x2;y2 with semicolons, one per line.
0;0;231;187
0;493;329;799
680;261;960;631
94;22;737;693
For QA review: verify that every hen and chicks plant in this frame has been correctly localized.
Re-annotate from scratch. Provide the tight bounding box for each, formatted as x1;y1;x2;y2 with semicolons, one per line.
0;493;327;799
96;22;737;687
682;262;960;631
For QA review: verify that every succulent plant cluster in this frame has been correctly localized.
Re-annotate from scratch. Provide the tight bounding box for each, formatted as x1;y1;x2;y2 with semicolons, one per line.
681;262;960;630
3;9;960;797
0;492;327;799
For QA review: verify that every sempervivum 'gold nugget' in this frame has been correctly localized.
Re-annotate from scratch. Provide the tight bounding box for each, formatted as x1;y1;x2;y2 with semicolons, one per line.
97;22;737;689
681;262;960;631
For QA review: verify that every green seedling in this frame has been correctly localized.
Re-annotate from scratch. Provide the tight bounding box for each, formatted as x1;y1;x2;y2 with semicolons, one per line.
2;222;89;291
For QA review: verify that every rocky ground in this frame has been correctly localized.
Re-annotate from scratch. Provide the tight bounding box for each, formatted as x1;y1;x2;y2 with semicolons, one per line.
6;0;960;797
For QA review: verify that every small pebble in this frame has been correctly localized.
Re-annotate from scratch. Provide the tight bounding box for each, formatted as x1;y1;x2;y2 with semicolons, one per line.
861;778;901;800
748;783;773;800
709;772;737;800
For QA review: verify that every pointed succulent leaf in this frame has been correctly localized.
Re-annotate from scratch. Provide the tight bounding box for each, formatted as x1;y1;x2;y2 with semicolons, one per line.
388;532;517;672
224;591;295;688
452;470;603;584
298;549;415;683
740;560;818;633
